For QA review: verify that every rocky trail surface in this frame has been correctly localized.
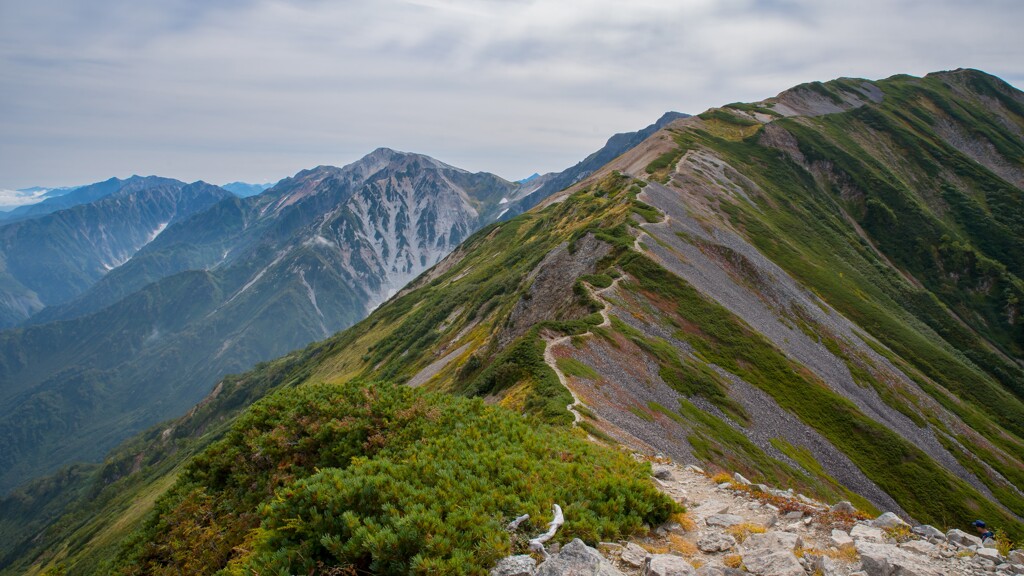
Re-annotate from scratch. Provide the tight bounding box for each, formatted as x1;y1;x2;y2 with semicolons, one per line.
492;462;1024;576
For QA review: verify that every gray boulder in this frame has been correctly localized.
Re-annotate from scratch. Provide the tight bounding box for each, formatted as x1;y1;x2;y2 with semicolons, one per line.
653;465;675;480
733;472;752;485
491;555;538;576
697;532;737;553
871;512;909;529
739;547;803;576
743;530;802;551
830;529;854;548
695;567;747;576
850;524;885;542
946;528;983;548
643;554;696;576
856;541;944;576
830;501;856;514
620;542;649;568
910;525;944;540
1008;549;1024;564
705;514;745;528
899;540;936;556
976;547;1001;560
535;539;626;576
740;531;804;576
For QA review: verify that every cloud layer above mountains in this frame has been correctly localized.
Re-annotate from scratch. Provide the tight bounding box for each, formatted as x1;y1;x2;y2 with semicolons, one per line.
1;0;1022;187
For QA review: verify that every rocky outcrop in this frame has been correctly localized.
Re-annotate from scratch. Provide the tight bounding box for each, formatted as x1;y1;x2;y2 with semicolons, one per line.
500;233;611;347
491;462;1024;576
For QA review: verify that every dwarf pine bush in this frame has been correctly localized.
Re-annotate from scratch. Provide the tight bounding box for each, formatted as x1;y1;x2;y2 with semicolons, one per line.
117;380;676;576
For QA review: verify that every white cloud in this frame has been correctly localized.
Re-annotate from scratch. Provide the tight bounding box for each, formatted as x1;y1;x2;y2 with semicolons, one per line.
0;188;47;209
1;0;1022;187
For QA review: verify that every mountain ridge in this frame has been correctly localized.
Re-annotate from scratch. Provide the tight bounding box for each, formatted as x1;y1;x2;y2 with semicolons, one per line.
2;69;1023;575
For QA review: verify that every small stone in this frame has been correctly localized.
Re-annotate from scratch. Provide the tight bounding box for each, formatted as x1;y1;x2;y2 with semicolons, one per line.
621;542;649;568
717;482;732;489
653;465;674;480
984;538;999;549
829;529;853;548
829;501;855;514
706;514;745;528
659;521;685;535
751;483;770;494
490;555;537;576
697;532;737;553
783;511;804;520
643;554;696;576
871;511;909;529
1008;549;1024;563
685;464;705;475
733;472;752;485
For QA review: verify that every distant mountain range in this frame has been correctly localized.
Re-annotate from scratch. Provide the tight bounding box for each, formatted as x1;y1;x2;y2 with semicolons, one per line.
0;177;231;327
0;111;680;494
220;181;276;197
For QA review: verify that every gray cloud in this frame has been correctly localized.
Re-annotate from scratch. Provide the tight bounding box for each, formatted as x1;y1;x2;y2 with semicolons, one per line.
1;0;1022;188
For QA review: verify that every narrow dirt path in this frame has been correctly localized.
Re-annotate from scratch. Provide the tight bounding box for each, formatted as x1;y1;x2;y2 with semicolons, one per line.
542;274;621;425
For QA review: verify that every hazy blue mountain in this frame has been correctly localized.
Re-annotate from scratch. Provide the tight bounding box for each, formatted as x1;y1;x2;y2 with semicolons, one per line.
0;177;231;328
221;181;275;197
0;179;128;224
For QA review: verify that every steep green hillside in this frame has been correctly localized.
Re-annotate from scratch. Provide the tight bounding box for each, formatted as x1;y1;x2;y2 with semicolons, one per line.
3;69;1023;575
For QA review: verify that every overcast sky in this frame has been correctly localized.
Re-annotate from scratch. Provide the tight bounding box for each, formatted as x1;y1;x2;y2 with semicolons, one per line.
1;0;1022;190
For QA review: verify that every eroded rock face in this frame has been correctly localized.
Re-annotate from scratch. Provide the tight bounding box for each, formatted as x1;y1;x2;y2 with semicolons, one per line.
500;234;611;347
